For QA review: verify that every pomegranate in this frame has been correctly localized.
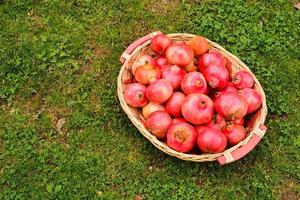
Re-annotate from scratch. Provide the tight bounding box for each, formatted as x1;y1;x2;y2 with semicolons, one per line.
181;94;214;125
187;36;210;56
234;117;244;125
233;71;254;89
159;64;171;72
198;51;226;72
181;72;208;95
214;92;248;120
167;122;197;153
165;92;186;117
146;111;172;138
195;125;205;134
124;83;148;107
197;127;227;153
183;61;198;72
203;64;229;89
134;64;161;85
216;114;226;128
150;34;173;55
216;114;244;127
239;88;262;113
155;56;168;68
222;123;246;146
132;55;156;74
172;118;187;125
166;44;194;66
146;79;173;104
142;102;165;119
213;82;238;99
162;65;186;90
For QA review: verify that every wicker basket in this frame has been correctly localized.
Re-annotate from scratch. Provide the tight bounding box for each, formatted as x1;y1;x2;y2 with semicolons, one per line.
118;32;267;165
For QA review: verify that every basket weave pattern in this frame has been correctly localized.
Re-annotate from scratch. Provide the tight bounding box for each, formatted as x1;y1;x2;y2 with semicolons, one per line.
118;33;267;164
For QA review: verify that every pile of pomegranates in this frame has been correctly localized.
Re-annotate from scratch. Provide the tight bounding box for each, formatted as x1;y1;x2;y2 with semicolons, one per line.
123;33;262;154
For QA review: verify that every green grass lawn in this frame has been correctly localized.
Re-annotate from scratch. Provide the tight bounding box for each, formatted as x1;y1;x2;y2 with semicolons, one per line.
0;0;300;199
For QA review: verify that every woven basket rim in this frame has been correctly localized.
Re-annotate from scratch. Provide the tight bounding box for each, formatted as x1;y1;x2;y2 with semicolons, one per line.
117;33;267;162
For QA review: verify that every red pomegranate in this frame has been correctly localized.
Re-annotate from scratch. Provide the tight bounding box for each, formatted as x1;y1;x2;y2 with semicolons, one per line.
198;51;226;72
167;122;197;153
150;34;173;55
181;94;214;125
131;55;156;75
203;64;229;89
181;72;208;95
239;88;262;113
222;123;246;146
215;114;244;128
155;56;167;68
197;127;227;153
146;79;173;104
162;65;186;90
187;36;210;56
212;82;238;99
146;111;172;138
124;83;148;107
233;71;254;89
166;44;194;66
165;92;186;117
134;64;161;85
214;92;248;120
172;118;187;125
142;102;165;119
183;61;198;72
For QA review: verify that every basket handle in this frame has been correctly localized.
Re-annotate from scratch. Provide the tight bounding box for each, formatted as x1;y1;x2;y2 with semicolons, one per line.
119;31;163;64
217;124;267;165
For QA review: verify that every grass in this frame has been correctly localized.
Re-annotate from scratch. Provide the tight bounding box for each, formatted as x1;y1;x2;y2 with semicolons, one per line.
0;0;299;199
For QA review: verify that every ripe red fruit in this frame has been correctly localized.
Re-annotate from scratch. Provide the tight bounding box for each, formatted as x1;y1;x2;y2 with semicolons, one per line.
197;127;227;153
183;61;198;72
166;44;194;66
239;88;262;113
155;56;168;68
142;102;165;119
172;118;187;125
181;94;214;125
212;82;238;99
206;120;221;130
150;34;173;55
234;117;244;125
124;83;148;107
132;55;156;75
134;64;161;85
203;64;229;89
233;71;254;89
167;122;197;152
181;72;208;95
198;51;227;72
216;114;244;128
146;79;173;104
214;92;248;120
187;36;210;56
222;123;246;146
159;64;171;72
165;92;186;117
162;65;186;90
195;125;205;134
146;111;172;139
216;114;226;128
